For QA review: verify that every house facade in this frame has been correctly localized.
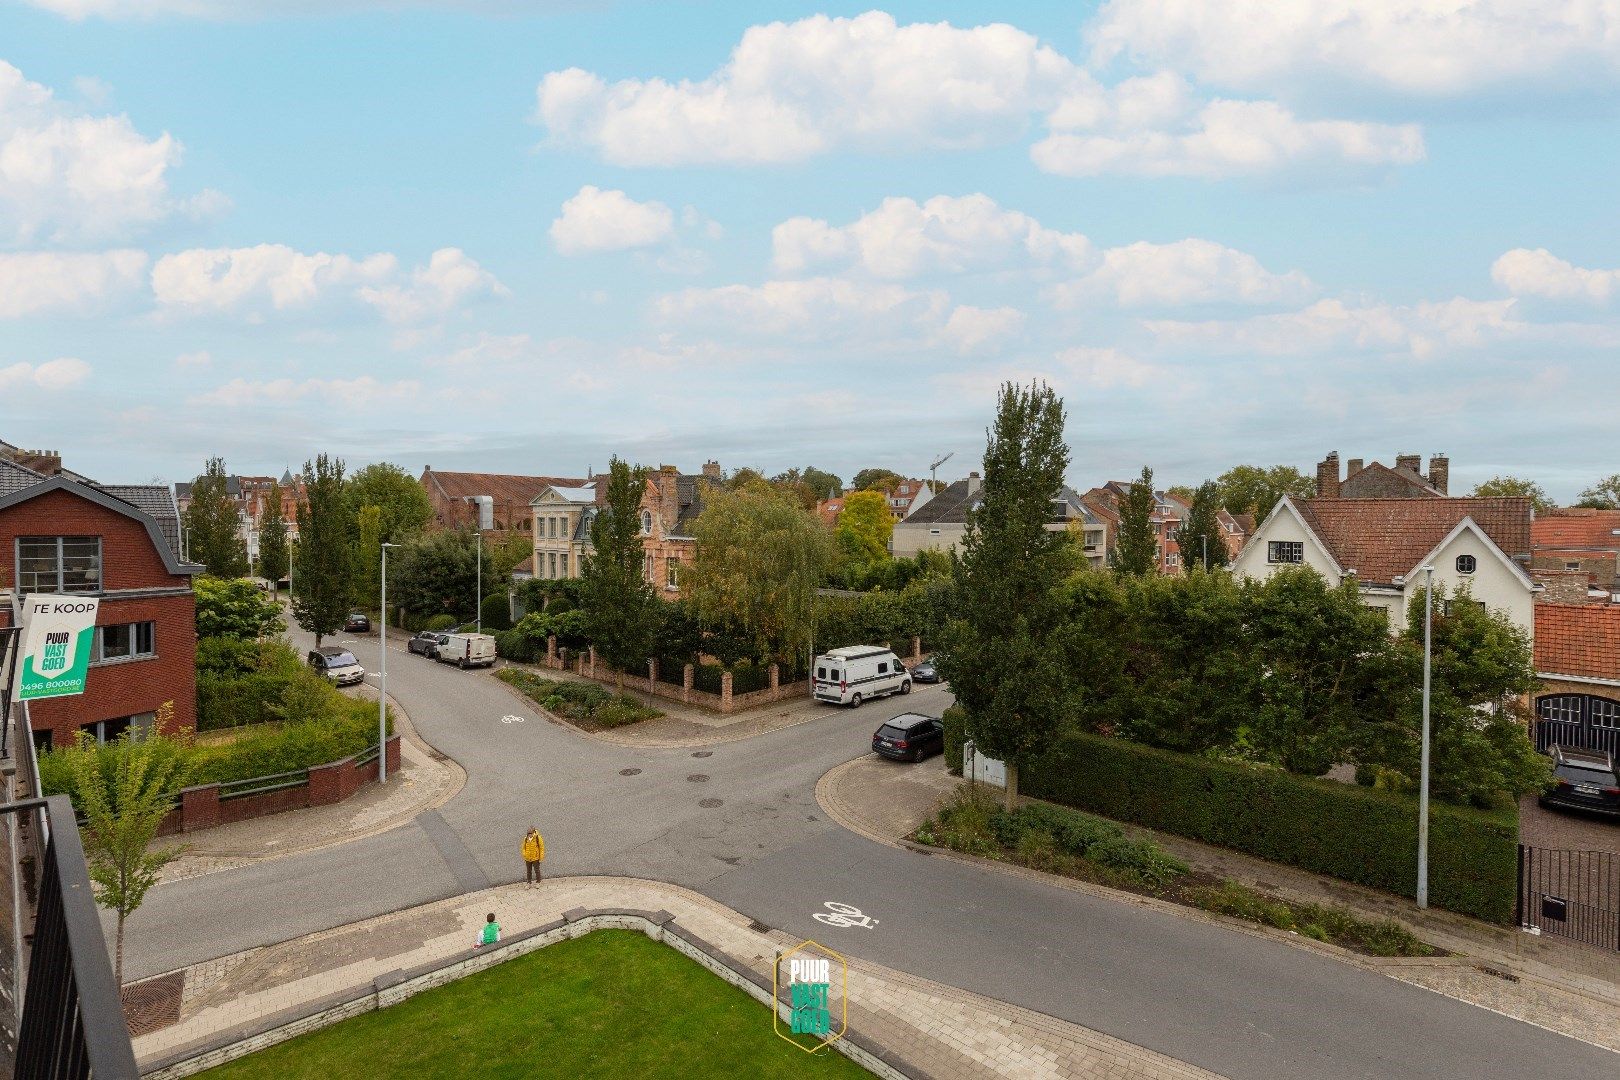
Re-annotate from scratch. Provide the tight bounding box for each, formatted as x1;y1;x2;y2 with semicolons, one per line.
1533;601;1620;757
1232;495;1537;636
891;474;982;557
1;462;202;750
529;483;597;583
173;469;302;565
1531;508;1620;595
885;479;934;521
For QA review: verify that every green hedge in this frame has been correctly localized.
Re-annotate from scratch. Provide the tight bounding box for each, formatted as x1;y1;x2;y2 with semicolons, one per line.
1019;729;1517;922
480;593;512;633
943;706;966;776
423;613;459;632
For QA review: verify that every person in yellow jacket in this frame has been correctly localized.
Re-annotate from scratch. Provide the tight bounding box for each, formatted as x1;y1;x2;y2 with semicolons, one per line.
522;826;545;885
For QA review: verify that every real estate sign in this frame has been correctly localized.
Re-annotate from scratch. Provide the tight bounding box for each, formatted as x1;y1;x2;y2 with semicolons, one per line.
14;595;99;702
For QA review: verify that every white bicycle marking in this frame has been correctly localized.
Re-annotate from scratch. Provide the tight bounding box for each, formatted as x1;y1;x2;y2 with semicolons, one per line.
812;901;877;929
500;714;526;724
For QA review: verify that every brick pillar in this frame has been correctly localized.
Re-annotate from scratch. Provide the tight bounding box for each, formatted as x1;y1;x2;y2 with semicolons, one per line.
683;663;694;704
648;658;658;693
181;784;221;832
720;670;733;713
547;635;557;668
588;646;597;678
386;734;401;776
769;663;779;691
307;762;343;806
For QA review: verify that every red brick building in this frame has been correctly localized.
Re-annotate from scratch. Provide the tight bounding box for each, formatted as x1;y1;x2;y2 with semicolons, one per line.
1;466;201;750
1531;508;1620;595
1532;601;1620;757
421;467;586;534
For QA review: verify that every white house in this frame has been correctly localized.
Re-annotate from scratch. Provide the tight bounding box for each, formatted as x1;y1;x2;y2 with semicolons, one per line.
1231;496;1538;638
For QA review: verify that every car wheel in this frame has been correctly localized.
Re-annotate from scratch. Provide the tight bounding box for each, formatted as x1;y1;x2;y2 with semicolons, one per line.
900;680;912;695
850;693;863;708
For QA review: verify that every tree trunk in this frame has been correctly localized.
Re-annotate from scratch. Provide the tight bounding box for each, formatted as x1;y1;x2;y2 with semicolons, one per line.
115;911;126;989
1003;761;1019;813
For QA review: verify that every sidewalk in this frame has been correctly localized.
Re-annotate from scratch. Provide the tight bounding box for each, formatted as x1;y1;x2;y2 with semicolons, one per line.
818;755;1620;1055
158;685;464;883
131;876;1223;1080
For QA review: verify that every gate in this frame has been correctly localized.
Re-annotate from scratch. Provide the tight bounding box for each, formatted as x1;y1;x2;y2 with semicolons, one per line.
1534;693;1620;757
1517;846;1620;952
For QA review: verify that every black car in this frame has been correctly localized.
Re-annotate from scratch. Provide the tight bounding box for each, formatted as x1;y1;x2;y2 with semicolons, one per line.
344;612;371;633
872;712;945;762
911;655;945;683
408;630;449;658
1539;745;1620;818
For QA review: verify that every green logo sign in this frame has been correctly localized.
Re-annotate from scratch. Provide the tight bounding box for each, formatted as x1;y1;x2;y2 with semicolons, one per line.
15;596;99;702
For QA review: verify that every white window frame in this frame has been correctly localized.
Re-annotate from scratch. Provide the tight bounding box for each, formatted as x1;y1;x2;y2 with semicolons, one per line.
1455;554;1477;575
95;621;156;664
1267;540;1304;564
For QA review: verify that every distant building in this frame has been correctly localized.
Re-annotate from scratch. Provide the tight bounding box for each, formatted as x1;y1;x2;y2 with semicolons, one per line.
891;473;1094;559
420;467;585;534
1314;450;1450;499
1532;508;1620;595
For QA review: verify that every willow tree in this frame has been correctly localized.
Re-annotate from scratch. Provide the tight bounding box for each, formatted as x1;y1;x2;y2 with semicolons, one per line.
685;479;835;666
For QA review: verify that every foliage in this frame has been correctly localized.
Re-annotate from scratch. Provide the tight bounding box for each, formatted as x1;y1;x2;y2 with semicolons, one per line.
480;592;512;633
1019;728;1519;922
1111;466;1158;576
1175;480;1230;571
943;381;1074;799
292;453;357;646
1215;463;1316;521
194;575;285;640
1469;475;1554;513
257;479;290;585
196;637;307;731
1577;474;1620;509
685;479;835;665
423;613;459;632
834;489;892;566
1185;881;1432;957
581;458;661;683
496;668;660;728
67;705;190;984
801;465;843;500
355;504;383;611
852;467;905;493
343;462;434;541
391;529;480;623
183;456;250;577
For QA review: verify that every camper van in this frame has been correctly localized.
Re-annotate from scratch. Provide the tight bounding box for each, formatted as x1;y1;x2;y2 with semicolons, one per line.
437;632;498;669
812;646;911;707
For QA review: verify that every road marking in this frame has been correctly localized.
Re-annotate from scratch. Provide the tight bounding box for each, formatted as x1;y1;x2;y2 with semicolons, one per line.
500;714;526;725
812;902;877;929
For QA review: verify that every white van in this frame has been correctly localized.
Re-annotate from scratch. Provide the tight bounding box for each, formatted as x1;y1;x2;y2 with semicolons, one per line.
812;646;911;707
438;632;497;669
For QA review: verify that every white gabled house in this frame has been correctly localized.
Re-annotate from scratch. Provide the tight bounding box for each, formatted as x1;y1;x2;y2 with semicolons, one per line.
1231;495;1539;638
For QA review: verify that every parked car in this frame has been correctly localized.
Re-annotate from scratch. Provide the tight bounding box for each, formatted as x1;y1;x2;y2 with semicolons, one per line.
344;612;371;633
1539;745;1620;818
872;713;945;762
911;655;945;684
408;630;450;658
437;632;498;669
812;646;910;707
308;646;365;687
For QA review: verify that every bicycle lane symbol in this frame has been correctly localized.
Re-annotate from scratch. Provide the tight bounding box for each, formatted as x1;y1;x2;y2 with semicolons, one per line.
500;715;526;725
812;902;877;929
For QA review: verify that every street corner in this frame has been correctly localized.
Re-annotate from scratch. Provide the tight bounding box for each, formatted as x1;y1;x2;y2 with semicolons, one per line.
772;938;848;1053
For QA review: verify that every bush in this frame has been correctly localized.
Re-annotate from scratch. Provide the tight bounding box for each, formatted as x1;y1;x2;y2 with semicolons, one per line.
480;593;512;633
494;629;541;663
195;637;306;731
1185;881;1432;957
495;669;660;727
1084;836;1189;888
423;614;458;632
1021;728;1517;922
943;706;966;776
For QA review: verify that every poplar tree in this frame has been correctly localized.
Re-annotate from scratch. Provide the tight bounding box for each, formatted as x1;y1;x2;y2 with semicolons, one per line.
257;480;290;590
1176;480;1229;572
1112;466;1158;576
292;454;356;647
184;456;249;577
580;458;660;689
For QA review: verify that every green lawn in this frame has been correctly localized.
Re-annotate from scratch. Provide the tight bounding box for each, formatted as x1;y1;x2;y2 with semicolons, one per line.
200;930;870;1080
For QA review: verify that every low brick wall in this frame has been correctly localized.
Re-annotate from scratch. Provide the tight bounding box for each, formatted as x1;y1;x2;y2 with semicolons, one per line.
157;736;402;836
140;908;921;1080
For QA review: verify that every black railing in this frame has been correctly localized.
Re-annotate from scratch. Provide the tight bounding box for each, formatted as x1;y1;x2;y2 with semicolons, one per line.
218;768;310;802
1517;845;1620;953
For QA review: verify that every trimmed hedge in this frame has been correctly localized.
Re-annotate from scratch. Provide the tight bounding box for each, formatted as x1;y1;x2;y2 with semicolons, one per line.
943;706;966;776
1020;729;1518;923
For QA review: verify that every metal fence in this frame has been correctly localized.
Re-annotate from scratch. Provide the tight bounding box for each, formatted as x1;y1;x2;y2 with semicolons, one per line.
1534;718;1620;758
1517;845;1620;953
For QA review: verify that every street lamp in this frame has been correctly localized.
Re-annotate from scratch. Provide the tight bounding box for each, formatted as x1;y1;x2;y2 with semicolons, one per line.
379;541;399;784
475;530;482;633
1417;563;1435;909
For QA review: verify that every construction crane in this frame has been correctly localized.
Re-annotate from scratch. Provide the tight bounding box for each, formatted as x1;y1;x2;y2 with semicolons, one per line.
929;451;954;491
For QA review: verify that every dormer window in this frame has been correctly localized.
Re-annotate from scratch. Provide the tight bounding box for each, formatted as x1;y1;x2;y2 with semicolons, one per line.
1455;554;1477;575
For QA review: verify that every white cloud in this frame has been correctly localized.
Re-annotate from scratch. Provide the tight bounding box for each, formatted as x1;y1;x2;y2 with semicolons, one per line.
1492;248;1619;305
174;349;212;368
654;276;948;343
0;250;148;318
536;11;1078;166
1086;0;1620;99
358;248;508;322
1049;238;1314;308
188;375;422;408
773;194;1091;278
0;61;217;243
0;357;90;391
550;185;676;255
940;305;1025;354
1056;346;1161;389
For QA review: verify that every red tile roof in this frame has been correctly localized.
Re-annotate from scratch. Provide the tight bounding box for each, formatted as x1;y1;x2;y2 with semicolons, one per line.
1535;603;1620;681
421;468;586;509
1532;509;1620;552
1293;497;1532;585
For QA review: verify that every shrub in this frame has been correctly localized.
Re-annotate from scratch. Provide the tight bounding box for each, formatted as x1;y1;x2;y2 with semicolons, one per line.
423;614;458;632
943;706;966;776
495;669;660;727
196;638;308;731
480;593;512;633
1186;882;1432;957
1020;728;1517;922
1015;828;1062;872
1084;836;1189;888
1014;802;1122;855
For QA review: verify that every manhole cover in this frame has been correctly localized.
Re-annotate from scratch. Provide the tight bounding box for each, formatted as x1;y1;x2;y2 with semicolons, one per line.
687;774;709;783
691;750;713;758
122;971;183;1037
619;768;642;776
700;798;723;808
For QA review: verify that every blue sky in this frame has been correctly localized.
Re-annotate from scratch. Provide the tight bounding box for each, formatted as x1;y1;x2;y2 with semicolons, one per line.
3;1;1617;499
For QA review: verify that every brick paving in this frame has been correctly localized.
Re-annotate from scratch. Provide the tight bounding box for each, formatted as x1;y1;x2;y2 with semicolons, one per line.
132;876;1225;1080
1519;794;1620;855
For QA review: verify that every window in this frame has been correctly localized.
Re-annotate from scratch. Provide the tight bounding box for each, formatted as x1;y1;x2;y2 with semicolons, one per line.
1441;599;1486;616
1267;541;1303;564
81;712;154;745
548;552;558;578
877;662;890;675
640;510;653;536
1455;554;1477;575
1566;561;1581;571
17;536;102;593
1593;698;1619;729
1363;604;1389;622
666;557;679;589
96;622;155;662
559;553;568;577
644;553;654;581
549;517;558;539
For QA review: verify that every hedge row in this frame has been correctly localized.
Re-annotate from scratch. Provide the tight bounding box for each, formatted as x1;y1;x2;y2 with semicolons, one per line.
941;713;1517;923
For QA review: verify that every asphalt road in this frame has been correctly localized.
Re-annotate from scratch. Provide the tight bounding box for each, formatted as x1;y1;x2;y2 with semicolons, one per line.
126;627;1620;1080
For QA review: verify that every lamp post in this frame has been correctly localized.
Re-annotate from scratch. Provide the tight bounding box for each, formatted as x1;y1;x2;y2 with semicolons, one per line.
475;530;482;634
1417;563;1435;909
379;542;398;784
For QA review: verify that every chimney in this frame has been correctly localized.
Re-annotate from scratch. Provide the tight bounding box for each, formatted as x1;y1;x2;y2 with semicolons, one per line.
655;465;680;532
1346;457;1363;478
1315;451;1340;499
1531;568;1591;605
1428;454;1449;495
965;471;982;496
1395;453;1421;475
702;460;721;480
14;448;62;476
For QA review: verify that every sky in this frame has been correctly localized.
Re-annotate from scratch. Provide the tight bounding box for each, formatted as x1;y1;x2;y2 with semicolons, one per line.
2;0;1617;500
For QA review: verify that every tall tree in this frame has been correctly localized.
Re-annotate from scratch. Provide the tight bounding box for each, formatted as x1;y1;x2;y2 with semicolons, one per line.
194;576;285;640
1470;476;1553;513
183;456;249;577
344;462;435;541
853;467;905;493
1176;480;1230;571
355;505;383;611
836;489;893;566
580;458;660;689
292;453;356;647
802;466;843;500
1112;466;1159;576
943;381;1074;809
69;708;190;986
391;529;481;622
1577;474;1620;510
1215;464;1315;521
257;479;290;590
685;478;835;664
